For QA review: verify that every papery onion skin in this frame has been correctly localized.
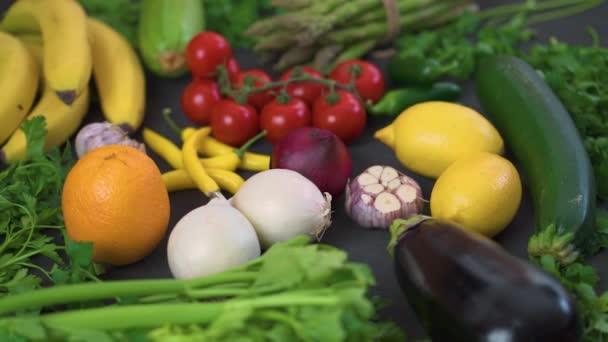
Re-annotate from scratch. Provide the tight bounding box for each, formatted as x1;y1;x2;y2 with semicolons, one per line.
345;165;424;229
271;127;352;197
167;198;261;280
230;169;332;249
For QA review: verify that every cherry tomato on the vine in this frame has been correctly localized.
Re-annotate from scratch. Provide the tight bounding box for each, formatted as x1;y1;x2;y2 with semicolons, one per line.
225;57;241;83
329;59;385;103
235;70;274;110
279;67;325;105
260;97;312;144
180;79;221;125
210;100;259;146
312;90;366;144
186;31;232;78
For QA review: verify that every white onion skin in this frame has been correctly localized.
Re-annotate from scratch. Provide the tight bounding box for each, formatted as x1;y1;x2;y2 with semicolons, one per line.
167;198;261;279
230;169;332;249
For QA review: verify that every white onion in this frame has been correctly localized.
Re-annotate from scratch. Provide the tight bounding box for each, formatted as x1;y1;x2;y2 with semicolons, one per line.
229;169;332;249
167;198;261;279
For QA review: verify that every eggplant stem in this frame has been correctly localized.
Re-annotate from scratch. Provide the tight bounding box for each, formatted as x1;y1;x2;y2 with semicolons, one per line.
387;215;432;257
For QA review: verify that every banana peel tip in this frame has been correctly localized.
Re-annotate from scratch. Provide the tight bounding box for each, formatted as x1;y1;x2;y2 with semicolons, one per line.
56;90;77;105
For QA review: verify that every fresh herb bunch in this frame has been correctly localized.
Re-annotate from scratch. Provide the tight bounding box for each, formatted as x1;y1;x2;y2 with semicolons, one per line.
0;117;102;298
0;235;404;341
526;37;608;199
392;4;608;200
205;0;276;49
537;253;608;341
79;0;141;47
391;12;533;83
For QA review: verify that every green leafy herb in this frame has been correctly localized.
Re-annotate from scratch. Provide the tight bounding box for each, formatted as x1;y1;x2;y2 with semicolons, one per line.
0;116;102;299
205;0;276;49
0;235;404;341
78;0;141;47
394;5;608;201
526;37;608;199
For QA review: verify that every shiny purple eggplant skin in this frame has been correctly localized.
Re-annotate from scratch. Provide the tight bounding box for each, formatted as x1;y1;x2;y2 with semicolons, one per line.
391;218;581;342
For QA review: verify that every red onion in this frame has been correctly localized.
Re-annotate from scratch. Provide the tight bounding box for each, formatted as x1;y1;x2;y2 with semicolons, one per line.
271;127;352;197
345;165;424;229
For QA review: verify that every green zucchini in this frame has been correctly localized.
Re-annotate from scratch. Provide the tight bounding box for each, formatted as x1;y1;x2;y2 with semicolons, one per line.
137;0;204;78
475;55;597;265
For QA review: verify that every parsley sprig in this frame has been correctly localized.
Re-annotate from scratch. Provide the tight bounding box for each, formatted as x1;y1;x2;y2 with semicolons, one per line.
0;117;102;299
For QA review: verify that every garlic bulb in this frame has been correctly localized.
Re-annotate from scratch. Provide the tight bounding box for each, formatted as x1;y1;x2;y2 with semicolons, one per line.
345;165;424;229
75;122;145;158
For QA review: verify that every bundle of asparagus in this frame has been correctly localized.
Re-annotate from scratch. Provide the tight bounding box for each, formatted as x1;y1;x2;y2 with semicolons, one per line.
245;0;477;72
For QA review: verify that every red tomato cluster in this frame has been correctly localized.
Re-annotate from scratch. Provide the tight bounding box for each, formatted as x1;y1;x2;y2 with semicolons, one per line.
181;32;385;146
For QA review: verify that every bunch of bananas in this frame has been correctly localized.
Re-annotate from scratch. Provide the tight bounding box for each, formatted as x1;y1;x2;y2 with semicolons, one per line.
0;0;146;164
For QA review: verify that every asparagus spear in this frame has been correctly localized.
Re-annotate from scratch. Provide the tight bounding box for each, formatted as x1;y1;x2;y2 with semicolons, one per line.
253;32;296;52
351;0;436;26
274;45;318;71
322;0;474;44
296;0;381;46
313;44;344;73
331;40;377;67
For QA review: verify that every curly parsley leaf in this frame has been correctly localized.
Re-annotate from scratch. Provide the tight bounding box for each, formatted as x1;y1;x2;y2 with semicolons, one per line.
0;117;101;298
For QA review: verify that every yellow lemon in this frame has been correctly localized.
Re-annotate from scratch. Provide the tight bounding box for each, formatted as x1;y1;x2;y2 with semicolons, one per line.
430;152;522;238
374;101;504;178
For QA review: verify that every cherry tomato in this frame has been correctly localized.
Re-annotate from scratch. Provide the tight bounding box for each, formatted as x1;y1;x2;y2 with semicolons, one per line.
210;100;259;146
329;59;385;103
235;70;274;110
186;31;232;78
225;57;241;83
279;66;325;105
312;90;366;144
180;79;221;125
260;97;312;144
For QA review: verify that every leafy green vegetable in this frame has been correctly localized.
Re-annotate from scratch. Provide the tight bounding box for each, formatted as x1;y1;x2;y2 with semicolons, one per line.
394;7;608;201
0;116;102;299
526;37;608;199
78;0;141;47
0;235;404;341
205;0;276;49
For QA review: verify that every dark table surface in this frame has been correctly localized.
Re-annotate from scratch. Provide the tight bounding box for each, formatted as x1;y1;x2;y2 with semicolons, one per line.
2;0;608;339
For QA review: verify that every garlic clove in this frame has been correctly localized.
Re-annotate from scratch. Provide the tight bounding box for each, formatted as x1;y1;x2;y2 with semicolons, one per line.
374;192;401;213
364;183;384;194
358;172;379;186
396;185;418;203
75;121;145;158
387;178;401;190
367;165;383;178
380;166;399;185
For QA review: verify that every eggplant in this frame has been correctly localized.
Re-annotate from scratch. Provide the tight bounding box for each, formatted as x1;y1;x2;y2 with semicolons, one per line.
387;216;581;342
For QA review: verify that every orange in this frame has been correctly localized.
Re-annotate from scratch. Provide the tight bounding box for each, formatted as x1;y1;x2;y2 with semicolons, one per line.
62;145;170;266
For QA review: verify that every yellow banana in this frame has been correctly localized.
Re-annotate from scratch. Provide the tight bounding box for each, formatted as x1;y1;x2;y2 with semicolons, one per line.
17;34;44;90
0;31;39;145
1;0;92;105
87;18;146;132
1;87;90;164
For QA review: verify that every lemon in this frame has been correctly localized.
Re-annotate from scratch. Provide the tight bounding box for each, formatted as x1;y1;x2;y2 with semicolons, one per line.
374;101;504;178
430;152;522;237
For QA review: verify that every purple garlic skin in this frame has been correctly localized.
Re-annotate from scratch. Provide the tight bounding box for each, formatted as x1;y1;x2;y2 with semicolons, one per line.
75;121;146;158
345;165;424;230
